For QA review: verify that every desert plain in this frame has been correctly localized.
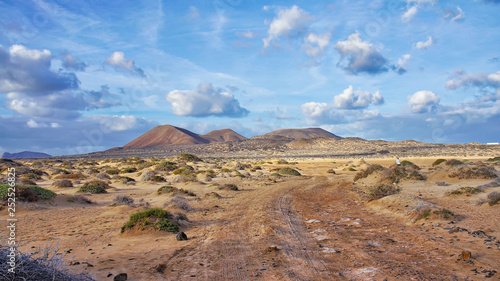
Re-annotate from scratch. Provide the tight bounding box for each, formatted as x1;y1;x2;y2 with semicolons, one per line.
1;141;500;280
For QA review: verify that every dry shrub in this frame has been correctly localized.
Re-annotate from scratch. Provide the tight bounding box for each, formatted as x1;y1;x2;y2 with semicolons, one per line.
487;191;500;206
54;173;85;180
353;164;384;181
167;195;195;212
432;159;447;166
446;159;464;167
52;179;73;188
66;195;92;204
366;184;399;201
219;183;239;191
77;180;109;194
446;186;482;196
412;206;455;221
449;166;497;179
113;195;134;206
0;243;94;281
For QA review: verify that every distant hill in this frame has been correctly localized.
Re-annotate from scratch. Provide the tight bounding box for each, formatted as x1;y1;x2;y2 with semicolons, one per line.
2;151;51;159
261;128;342;140
123;125;247;149
123;125;210;149
202;129;247;143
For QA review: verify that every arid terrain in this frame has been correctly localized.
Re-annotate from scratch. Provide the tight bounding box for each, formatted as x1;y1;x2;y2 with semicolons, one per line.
1;143;499;280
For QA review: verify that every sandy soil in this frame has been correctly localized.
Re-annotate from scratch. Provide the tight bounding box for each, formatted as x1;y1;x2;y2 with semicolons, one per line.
1;156;499;280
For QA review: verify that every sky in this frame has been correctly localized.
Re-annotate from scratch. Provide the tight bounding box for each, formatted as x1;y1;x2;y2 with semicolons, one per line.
0;0;499;156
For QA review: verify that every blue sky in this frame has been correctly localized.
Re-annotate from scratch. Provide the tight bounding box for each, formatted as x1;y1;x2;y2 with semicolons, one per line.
0;0;499;156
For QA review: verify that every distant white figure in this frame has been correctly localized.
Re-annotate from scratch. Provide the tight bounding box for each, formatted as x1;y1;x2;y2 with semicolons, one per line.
396;157;401;166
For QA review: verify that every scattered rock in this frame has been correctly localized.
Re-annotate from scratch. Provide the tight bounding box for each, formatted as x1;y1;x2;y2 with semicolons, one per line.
176;232;188;241
114;273;128;281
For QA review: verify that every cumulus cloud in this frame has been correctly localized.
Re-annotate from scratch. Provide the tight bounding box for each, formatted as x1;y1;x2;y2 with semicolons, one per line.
304;32;331;57
415;36;434;50
91;115;154;132
402;6;418;22
407;90;440;113
334;32;389;75
444;6;465;22
263;5;313;48
60;51;87;71
333;86;384;109
301;86;383;125
0;45;79;94
446;70;500;90
6;86;119;119
166;83;249;117
104;51;145;77
393;54;411;74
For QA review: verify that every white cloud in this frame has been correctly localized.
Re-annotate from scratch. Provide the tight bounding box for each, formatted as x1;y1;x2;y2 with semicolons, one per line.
236;31;256;39
334;32;388;75
446;70;500;91
333;86;384;109
188;6;200;19
263;5;313;48
416;36;434;50
402;6;418;22
393;54;411;74
444;6;465;22
27;119;46;128
60;51;87;71
407;90;440;113
304;32;331;57
91;115;153;132
166;83;249;117
104;51;145;77
404;0;437;3
0;45;79;94
6;86;118;119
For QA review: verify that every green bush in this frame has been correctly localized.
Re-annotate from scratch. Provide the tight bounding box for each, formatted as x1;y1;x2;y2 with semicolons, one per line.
0;184;57;202
157;185;176;195
151;175;166;182
77;180;109;194
173;167;194;176
178;153;201;162
155;161;178;171
446;159;464;167
276;159;289;164
106;168;120;175
121;167;137;173
353;164;384;181
278;167;301;176
487;156;500;162
367;184;399;201
401;160;420;170
120;208;179;233
432;159;447;166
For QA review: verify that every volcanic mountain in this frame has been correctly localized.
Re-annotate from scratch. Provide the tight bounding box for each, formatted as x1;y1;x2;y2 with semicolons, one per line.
123;125;247;149
260;128;342;140
201;129;247;143
123;125;210;149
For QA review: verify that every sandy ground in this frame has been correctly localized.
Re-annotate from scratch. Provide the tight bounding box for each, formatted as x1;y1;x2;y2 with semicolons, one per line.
1;156;499;280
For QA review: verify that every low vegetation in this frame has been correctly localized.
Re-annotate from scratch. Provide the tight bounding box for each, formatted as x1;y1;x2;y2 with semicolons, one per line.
54;173;85;180
113;195;134;206
445;159;464;167
178;153;201;162
366;184;399;201
66;195;92;204
0;184;57;202
413;207;455;221
105;168;120;175
487;191;500;206
77;180;109;194
449;166;497;179
353;164;384;181
0;243;94;281
52;179;73;188
277;167;301;176
432;159;447;166
219;183;239;191
487;156;500;162
447;186;482;196
121;208;179;233
157;186;196;196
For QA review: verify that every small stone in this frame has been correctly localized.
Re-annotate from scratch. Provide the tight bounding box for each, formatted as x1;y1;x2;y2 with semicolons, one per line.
268;245;278;252
461;251;472;261
176;232;188;241
114;273;127;281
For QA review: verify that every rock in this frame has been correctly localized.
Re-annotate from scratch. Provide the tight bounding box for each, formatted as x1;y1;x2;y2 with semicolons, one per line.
176;232;188;241
268;245;278;252
460;251;472;261
114;273;128;281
